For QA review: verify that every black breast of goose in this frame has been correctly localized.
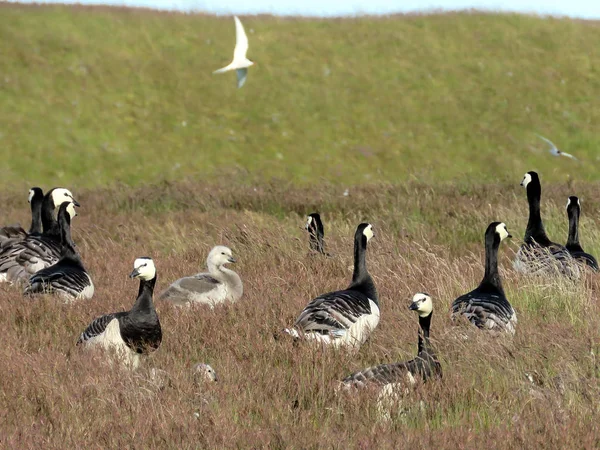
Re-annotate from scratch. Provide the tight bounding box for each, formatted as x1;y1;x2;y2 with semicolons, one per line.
23;201;94;300
513;171;578;278
452;222;517;334
285;223;378;349
305;212;330;256
0;187;44;247
0;188;79;283
77;257;162;369
342;294;441;389
565;196;598;271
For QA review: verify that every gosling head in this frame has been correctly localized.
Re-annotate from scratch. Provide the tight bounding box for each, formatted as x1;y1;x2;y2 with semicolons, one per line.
207;246;236;268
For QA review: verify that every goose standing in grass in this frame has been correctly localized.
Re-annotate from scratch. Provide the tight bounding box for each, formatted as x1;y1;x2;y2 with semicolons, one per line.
0;188;79;283
159;246;243;307
213;16;254;88
284;223;378;350
77;257;161;369
341;293;441;389
513;171;578;278
451;222;517;334
0;187;44;246
565;196;598;271
305;212;331;256
23;202;94;300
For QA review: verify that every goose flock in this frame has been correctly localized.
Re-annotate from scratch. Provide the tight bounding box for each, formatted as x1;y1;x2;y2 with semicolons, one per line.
1;169;596;411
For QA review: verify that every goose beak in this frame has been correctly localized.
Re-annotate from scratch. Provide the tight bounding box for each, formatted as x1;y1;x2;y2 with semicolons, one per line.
71;198;81;207
508;233;513;239
227;256;237;263
409;302;419;311
129;268;140;279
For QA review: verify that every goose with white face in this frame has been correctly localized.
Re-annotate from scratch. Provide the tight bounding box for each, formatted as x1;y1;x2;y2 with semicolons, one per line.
520;173;532;188
51;188;80;208
28;189;35;203
129;257;156;281
495;222;511;241
65;202;78;219
409;293;433;317
363;224;374;242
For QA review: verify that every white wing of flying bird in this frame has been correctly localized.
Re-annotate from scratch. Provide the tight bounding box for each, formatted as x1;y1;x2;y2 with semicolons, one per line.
213;16;254;88
536;134;577;160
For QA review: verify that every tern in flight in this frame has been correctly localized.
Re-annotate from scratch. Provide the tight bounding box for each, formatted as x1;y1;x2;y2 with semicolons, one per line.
213;16;254;89
536;134;577;160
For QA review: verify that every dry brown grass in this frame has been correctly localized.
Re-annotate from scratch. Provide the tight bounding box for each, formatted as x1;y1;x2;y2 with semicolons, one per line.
2;180;600;448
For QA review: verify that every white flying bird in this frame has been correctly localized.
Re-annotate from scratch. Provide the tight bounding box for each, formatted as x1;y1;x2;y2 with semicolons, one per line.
536;134;577;160
213;16;254;89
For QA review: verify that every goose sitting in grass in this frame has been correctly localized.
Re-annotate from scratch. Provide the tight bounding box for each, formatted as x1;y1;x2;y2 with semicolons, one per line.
513;171;578;278
341;294;441;420
23;201;94;301
0;187;44;246
284;223;378;350
77;257;161;369
565;196;598;272
451;222;517;334
0;188;79;283
159;246;243;307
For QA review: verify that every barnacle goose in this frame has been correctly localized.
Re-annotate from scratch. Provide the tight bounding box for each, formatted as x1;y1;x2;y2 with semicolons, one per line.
159;246;243;307
565;196;598;271
0;188;79;283
0;187;44;246
341;293;441;389
76;257;161;369
284;223;379;349
305;213;329;256
451;222;517;334
23;202;94;300
513;171;579;278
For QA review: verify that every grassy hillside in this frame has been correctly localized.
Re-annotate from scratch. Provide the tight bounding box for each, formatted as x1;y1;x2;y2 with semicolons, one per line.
1;5;600;189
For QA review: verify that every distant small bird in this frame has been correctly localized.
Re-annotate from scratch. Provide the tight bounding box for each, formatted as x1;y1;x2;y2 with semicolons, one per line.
213;16;255;89
193;363;218;383
536;134;577;160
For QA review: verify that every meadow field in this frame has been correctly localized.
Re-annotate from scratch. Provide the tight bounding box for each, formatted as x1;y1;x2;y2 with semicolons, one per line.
1;4;600;448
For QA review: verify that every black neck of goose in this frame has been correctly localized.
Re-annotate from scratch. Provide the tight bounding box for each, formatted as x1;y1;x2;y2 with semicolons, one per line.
309;224;325;254
29;195;43;235
58;207;78;260
349;234;377;301
483;231;503;292
417;313;432;354
566;205;581;250
525;181;550;245
133;276;157;311
41;194;59;237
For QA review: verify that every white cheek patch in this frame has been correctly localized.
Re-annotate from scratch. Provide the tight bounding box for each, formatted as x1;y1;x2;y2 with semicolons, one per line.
495;223;509;241
133;258;156;281
305;216;313;230
363;225;374;242
418;297;433;317
521;173;532;188
28;190;35;203
66;203;77;219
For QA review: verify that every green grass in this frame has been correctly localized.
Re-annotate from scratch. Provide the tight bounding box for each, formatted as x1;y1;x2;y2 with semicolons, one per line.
1;5;600;189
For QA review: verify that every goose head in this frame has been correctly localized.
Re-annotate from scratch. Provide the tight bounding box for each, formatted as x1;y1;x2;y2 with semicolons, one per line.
305;213;322;233
207;246;236;269
356;223;374;244
488;221;511;241
28;187;43;204
193;363;218;382
566;196;581;215
409;293;433;318
50;187;80;209
130;257;156;281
